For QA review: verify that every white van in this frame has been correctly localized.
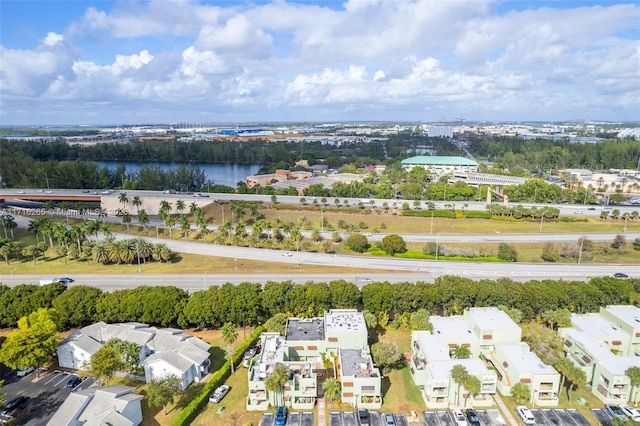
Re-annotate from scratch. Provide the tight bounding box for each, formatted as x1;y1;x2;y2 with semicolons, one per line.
39;278;56;286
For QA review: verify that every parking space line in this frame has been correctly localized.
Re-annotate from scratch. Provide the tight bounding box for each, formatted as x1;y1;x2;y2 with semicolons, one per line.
75;376;91;391
44;371;61;385
55;373;72;387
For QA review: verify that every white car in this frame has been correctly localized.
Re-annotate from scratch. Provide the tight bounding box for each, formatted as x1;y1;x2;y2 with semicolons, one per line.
209;385;230;403
516;406;535;425
17;190;25;194
453;408;467;426
360;277;373;284
620;405;640;422
282;252;293;257
17;366;34;377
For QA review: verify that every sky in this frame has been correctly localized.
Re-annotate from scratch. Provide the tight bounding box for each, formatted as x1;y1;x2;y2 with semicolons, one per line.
1;0;639;125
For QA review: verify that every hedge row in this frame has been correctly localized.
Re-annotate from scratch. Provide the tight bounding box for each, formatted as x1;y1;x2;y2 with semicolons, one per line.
171;326;264;426
395;251;506;262
402;209;457;218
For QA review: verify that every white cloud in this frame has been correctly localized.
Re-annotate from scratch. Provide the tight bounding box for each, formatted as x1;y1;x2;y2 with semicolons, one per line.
1;0;638;123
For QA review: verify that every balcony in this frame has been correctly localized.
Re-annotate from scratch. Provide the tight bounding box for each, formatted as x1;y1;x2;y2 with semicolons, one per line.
413;356;427;370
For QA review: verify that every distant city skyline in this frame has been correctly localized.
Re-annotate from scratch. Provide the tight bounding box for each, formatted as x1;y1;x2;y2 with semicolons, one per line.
1;0;639;125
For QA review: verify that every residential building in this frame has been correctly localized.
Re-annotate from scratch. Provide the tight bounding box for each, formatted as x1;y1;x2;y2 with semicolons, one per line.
47;386;143;426
411;307;559;408
246;310;381;411
56;323;211;390
559;305;640;405
400;156;478;178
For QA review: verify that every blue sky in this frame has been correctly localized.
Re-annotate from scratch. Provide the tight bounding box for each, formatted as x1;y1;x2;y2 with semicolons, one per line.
1;0;639;125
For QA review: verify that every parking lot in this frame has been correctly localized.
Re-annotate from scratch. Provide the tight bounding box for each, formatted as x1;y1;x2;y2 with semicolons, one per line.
328;411;412;426
423;408;591;426
590;408;616;426
260;411;314;426
0;368;93;426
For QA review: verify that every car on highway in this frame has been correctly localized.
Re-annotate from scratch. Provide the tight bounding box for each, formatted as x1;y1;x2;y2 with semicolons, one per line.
620;405;640;422
209;385;230;403
45;190;53;194
466;409;481;426
588;207;596;210
606;404;627;419
92;191;99;195
3;213;14;220
516;406;535;425
453;408;467;426
1;396;27;418
282;252;293;257
56;277;75;284
66;376;82;389
363;232;373;237
101;191;110;195
359;277;373;284
275;406;288;425
17;190;25;194
574;210;583;214
16;366;34;377
614;273;629;278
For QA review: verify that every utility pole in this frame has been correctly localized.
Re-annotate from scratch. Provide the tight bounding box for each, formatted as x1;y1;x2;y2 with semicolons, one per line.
577;237;584;264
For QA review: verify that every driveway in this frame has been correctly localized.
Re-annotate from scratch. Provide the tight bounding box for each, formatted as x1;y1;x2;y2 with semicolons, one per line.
0;368;93;426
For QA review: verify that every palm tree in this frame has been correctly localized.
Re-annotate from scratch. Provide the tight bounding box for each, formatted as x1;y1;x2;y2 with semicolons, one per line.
92;242;109;264
159;200;172;219
120;239;136;264
164;216;175;238
69;224;85;253
189;201;199;215
176;199;186;214
319;240;332;253
97;207;108;223
451;364;468;407
28;218;44;245
626;366;640;406
322;377;341;402
106;240;124;264
451;345;472;360
2;216;17;240
118;192;129;211
131;196;142;214
179;215;190;238
264;363;289;406
222;322;238;373
462;375;481;408
138;210;150;234
310;228;322;242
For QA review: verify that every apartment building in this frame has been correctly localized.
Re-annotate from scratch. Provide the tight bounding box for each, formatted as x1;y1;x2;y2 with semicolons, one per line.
559;305;640;405
246;310;381;411
411;307;560;408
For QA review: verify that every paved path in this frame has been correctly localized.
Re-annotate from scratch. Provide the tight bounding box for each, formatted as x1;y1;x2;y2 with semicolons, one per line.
317;397;326;426
492;393;518;426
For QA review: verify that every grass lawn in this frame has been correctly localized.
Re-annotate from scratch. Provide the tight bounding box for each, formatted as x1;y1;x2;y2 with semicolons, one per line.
381;366;425;415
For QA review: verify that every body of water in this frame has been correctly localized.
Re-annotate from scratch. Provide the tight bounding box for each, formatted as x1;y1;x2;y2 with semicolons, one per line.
95;161;262;188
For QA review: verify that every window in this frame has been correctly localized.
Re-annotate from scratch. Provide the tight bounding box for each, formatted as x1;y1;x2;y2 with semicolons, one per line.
361;386;376;394
343;382;354;387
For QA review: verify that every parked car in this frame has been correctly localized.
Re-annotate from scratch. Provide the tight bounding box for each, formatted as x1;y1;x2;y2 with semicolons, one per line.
614;273;629;278
516;406;535;425
466;409;481;426
606;404;627;419
208;385;230;403
384;413;396;426
1;396;27;418
275;406;288;425
620;405;640;422
453;408;467;426
243;347;257;367
66;376;82;389
358;409;370;425
16;366;34;377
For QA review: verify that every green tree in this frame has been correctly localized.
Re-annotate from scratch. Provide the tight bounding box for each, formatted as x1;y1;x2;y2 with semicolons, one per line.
371;341;402;375
322;377;342;402
264;313;288;336
264;363;289;406
612;234;627;250
554;357;574;395
497;243;518;262
380;234;407;256
462;375;481;408
410;309;432;331
451;364;469;407
511;382;531;405
146;374;183;415
627;366;640;406
86;346;123;386
222;322;238;373
0;308;61;376
521;323;564;366
362;310;378;329
52;286;102;328
104;338;141;372
345;234;369;253
565;365;586;403
452;345;472;360
541;242;559;262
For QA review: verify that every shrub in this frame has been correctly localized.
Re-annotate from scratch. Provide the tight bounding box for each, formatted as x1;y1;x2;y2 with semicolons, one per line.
345;234;369;253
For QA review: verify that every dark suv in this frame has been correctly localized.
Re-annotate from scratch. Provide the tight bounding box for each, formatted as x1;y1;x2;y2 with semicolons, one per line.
466;409;481;426
358;409;370;425
1;396;27;418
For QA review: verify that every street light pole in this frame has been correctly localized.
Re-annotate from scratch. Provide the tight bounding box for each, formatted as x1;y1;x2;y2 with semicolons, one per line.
430;211;434;235
539;212;545;234
203;270;207;290
10;268;16;286
44;173;50;190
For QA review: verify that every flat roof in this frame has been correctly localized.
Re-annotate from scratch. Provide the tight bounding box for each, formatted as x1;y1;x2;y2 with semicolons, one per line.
340;348;378;378
401;156;478;166
325;310;367;334
285;318;325;341
431;316;475;340
601;305;640;330
605;356;640;375
498;344;557;376
466;307;521;333
571;313;628;339
414;332;451;362
560;328;615;360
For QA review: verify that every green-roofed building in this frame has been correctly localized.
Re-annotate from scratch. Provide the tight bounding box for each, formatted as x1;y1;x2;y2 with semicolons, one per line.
401;155;479;177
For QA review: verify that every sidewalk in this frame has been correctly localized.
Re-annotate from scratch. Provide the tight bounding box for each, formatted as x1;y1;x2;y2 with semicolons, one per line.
317;396;326;426
492;393;519;426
